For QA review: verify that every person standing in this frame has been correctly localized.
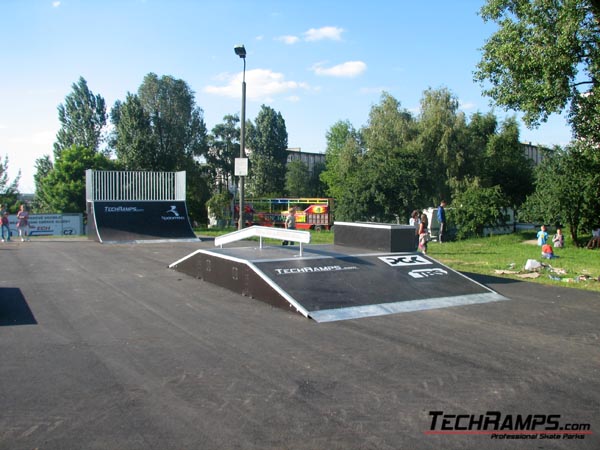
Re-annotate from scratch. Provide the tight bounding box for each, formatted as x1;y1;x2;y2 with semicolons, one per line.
537;225;548;246
0;204;10;242
409;210;420;250
437;200;447;243
418;213;429;255
282;206;297;246
16;204;30;242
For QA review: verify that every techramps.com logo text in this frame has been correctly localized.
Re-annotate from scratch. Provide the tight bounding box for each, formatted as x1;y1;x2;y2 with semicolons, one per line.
424;411;592;441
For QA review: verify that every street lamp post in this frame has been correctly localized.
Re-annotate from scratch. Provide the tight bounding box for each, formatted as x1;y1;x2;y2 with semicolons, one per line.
234;44;247;229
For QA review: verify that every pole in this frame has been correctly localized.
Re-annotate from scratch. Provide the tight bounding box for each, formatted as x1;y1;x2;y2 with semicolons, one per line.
239;58;246;230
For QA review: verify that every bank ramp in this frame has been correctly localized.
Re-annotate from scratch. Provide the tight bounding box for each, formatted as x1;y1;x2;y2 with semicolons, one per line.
170;224;507;322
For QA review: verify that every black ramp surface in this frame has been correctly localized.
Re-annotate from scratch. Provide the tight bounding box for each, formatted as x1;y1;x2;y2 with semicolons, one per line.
252;252;506;322
92;200;197;242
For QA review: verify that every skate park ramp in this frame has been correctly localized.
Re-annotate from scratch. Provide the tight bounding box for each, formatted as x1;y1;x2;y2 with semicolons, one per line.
170;242;508;322
89;200;198;244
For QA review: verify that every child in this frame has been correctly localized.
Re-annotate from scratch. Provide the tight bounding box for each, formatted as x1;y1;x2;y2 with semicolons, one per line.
552;228;564;248
541;243;554;259
418;213;429;254
537;225;548;246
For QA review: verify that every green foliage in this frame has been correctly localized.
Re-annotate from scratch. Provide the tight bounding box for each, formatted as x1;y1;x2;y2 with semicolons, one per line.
320;121;365;221
308;162;327;197
246;105;288;196
481;116;534;206
320;90;535;226
0;155;21;211
110;73;209;171
206;190;233;223
519;142;600;245
360;93;423;221
417;87;466;204
207;114;240;191
54;77;107;156
475;0;599;143
450;179;509;239
109;93;154;168
36;145;117;213
285;159;309;197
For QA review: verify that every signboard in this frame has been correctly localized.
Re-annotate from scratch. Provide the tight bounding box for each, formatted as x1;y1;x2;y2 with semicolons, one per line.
234;158;248;176
6;213;84;237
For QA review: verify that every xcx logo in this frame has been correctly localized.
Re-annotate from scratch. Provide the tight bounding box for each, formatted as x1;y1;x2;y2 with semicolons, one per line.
378;255;431;267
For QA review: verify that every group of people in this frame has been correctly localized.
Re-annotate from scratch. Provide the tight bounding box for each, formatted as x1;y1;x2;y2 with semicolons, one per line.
0;204;31;242
410;200;447;255
537;225;564;259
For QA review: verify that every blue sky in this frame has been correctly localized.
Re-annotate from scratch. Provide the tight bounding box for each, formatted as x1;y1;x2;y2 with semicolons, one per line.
0;0;573;193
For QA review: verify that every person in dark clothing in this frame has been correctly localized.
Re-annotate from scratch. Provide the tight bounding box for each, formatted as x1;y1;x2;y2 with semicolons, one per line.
437;200;447;243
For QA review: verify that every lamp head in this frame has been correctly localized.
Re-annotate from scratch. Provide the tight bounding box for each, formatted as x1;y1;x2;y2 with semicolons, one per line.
234;45;246;58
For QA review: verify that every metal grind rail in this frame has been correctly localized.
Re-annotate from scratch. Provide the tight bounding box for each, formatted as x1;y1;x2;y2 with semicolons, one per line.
214;226;311;256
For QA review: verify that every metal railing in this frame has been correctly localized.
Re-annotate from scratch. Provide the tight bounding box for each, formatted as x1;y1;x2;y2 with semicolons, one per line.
215;226;311;256
86;170;186;202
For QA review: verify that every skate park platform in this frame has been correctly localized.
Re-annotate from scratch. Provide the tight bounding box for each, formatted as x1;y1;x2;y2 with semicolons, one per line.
170;224;507;322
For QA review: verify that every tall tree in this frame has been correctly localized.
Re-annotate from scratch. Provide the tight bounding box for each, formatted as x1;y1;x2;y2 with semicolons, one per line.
417;87;467;204
462;111;497;180
0;155;21;210
482;116;534;206
32;155;54;212
54;77;107;156
474;0;600;143
111;73;209;171
246;105;288;196
320;120;365;221
520;142;600;245
110;73;210;222
207;114;240;192
361;92;422;221
109;93;155;169
308;161;327;197
285;159;309;197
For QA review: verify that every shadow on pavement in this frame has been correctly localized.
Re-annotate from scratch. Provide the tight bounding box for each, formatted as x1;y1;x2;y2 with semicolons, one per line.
0;287;37;326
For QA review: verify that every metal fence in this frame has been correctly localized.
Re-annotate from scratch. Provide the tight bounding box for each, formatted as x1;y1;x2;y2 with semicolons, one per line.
86;170;187;202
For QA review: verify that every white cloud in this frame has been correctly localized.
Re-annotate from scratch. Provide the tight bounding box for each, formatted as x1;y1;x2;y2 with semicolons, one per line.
286;95;301;103
459;101;476;110
52;1;61;7
311;61;367;78
204;69;310;102
277;35;300;45
304;26;344;42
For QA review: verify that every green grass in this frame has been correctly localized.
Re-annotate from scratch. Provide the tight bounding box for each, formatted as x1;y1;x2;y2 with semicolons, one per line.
197;227;600;293
428;231;600;292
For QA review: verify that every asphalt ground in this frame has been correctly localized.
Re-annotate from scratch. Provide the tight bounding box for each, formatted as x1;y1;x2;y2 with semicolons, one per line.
0;238;598;450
